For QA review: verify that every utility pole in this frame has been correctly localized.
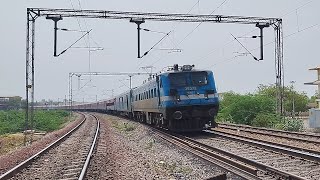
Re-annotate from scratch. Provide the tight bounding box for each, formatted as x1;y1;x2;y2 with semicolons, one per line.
290;81;296;117
130;19;145;58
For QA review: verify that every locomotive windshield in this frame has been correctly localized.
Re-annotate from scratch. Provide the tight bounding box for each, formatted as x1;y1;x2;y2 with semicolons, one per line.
168;72;208;86
191;72;208;85
169;73;188;86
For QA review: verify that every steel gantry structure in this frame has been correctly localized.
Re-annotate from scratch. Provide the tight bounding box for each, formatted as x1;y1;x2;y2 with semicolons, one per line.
25;8;284;136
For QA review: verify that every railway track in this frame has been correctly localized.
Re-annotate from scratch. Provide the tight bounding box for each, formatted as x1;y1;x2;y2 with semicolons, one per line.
0;113;100;180
217;122;320;142
153;128;310;180
216;122;320;154
194;130;320;180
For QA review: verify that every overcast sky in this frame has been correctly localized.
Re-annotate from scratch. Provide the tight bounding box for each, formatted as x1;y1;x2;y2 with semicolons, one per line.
1;0;319;102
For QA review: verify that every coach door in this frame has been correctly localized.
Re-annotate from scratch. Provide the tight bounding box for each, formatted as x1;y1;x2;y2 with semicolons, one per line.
126;95;129;111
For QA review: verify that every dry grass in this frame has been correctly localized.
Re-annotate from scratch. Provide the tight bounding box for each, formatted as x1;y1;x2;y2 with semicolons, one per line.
0;133;44;156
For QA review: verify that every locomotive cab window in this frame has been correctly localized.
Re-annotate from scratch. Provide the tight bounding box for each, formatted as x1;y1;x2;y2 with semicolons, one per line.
191;72;208;86
169;73;188;86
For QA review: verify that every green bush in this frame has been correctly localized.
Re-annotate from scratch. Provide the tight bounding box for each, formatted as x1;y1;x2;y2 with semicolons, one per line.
0;110;69;135
218;92;275;125
280;119;304;132
252;113;281;128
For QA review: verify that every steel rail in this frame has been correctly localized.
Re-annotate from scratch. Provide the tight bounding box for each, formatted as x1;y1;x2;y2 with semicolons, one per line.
181;133;306;180
217;125;320;144
152;128;261;180
206;130;320;162
78;114;100;180
0;113;86;180
217;122;320;138
214;127;320;156
154;128;306;180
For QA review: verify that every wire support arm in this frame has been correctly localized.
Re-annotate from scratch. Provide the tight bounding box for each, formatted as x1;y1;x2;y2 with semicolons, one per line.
30;8;280;25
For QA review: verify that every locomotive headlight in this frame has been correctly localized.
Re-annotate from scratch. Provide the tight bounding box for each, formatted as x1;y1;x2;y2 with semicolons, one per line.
173;111;183;120
208;108;216;117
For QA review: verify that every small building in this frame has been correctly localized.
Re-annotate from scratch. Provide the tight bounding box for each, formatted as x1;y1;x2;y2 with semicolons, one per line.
305;66;320;130
0;96;22;110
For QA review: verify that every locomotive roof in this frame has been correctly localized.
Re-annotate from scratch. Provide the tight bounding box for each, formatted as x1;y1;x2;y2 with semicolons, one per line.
159;69;212;76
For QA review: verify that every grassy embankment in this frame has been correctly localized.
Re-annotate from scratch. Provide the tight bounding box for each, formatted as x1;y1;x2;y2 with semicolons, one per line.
0;110;70;155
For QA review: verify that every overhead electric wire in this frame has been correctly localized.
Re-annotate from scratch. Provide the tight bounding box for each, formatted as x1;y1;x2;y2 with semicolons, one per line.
177;0;229;45
140;31;171;58
192;0;316;68
230;33;258;61
247;23;319;53
134;0;201;71
204;22;320;69
57;29;92;56
280;0;313;17
145;0;229;68
189;28;258;65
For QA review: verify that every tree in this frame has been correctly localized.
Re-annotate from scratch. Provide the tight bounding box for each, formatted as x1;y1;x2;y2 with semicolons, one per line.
256;84;308;113
217;92;275;125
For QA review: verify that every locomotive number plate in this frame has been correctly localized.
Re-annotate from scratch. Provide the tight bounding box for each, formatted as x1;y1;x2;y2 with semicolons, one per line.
186;91;196;95
185;86;197;91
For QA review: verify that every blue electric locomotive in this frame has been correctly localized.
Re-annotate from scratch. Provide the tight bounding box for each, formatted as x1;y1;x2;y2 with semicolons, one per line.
131;64;219;132
49;64;219;132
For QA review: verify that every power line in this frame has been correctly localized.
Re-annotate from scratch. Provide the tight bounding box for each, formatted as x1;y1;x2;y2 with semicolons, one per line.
204;23;319;69
250;23;319;52
57;29;92;56
230;33;258;61
140;31;171;58
144;0;229;69
281;0;313;17
134;0;202;72
190;28;258;65
177;0;229;46
189;1;316;68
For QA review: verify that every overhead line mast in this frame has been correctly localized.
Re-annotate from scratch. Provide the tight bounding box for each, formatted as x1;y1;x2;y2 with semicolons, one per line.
25;8;284;143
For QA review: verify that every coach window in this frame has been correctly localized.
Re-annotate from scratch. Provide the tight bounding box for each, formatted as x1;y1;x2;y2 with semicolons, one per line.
151;89;153;98
154;88;157;97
